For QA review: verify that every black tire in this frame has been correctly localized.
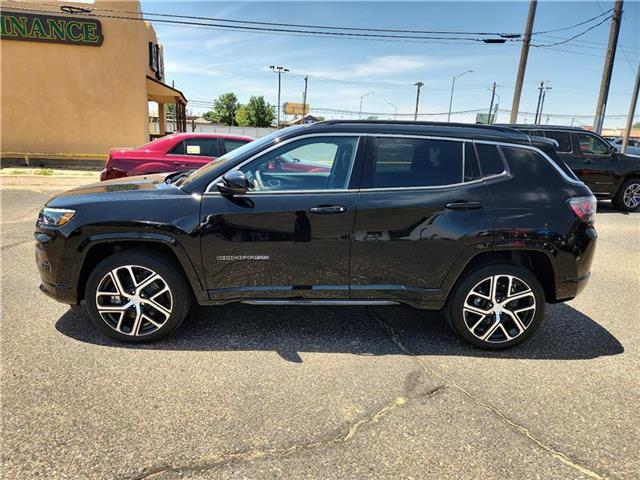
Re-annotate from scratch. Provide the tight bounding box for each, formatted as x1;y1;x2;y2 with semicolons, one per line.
612;178;640;212
85;251;191;343
446;264;545;350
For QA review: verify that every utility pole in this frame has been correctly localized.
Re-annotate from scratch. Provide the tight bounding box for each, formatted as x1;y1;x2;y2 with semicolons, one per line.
510;0;537;123
302;75;309;118
414;81;424;121
388;102;398;120
622;62;640;154
269;65;289;129
448;70;473;122
594;0;623;134
488;82;497;124
534;81;545;124
359;91;374;119
539;86;551;124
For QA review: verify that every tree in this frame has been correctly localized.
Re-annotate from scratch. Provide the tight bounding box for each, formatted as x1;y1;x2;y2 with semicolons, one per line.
165;103;176;119
202;110;216;122
633;121;640;128
242;96;276;127
210;92;239;125
235;105;249;126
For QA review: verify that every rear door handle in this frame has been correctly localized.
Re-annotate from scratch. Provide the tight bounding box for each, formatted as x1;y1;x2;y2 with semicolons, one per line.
445;201;482;210
309;205;347;214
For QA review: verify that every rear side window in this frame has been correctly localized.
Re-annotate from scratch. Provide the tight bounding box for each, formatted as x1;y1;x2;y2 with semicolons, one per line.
369;137;463;188
542;131;572;153
223;139;249;152
172;138;222;157
500;146;565;181
474;143;506;176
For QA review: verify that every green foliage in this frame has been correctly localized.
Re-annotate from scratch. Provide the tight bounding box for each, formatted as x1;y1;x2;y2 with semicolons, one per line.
633;121;640;128
210;92;239;125
242;96;276;127
235;105;249;126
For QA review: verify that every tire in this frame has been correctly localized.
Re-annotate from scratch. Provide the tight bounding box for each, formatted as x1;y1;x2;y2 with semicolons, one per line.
85;251;191;343
446;264;545;350
612;178;640;212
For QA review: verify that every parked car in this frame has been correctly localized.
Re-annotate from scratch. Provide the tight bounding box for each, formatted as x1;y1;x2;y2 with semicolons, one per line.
501;125;640;211
100;133;254;181
606;137;640;156
36;121;597;350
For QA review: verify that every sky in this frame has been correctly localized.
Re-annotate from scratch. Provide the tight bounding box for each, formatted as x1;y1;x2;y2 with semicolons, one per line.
142;0;640;128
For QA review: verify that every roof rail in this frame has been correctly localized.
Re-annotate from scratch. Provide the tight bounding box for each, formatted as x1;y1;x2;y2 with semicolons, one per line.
496;123;587;131
315;119;525;134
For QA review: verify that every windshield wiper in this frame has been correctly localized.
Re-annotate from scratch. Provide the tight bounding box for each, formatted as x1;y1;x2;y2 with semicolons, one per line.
165;170;195;184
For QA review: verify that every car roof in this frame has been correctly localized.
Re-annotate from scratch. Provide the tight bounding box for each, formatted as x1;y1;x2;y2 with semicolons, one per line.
300;120;536;145
169;132;254;141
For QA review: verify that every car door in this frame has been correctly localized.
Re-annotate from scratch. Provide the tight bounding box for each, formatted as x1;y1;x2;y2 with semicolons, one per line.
350;136;494;307
167;138;222;171
199;135;362;301
574;132;618;195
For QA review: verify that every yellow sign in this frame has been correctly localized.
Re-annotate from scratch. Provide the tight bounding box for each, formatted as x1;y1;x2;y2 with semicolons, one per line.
284;102;310;115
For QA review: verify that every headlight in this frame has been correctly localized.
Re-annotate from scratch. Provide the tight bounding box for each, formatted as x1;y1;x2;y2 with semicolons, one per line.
37;208;76;227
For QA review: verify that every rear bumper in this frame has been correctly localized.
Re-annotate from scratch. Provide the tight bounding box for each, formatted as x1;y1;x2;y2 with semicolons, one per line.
553;226;597;302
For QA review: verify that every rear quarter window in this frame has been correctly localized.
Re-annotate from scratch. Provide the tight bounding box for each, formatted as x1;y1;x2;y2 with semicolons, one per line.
500;146;568;184
542;131;572;153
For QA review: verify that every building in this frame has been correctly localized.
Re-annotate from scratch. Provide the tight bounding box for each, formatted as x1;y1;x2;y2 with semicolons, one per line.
0;0;186;165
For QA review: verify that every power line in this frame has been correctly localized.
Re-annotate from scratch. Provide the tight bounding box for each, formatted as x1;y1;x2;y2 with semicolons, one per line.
531;8;612;34
531;14;612;47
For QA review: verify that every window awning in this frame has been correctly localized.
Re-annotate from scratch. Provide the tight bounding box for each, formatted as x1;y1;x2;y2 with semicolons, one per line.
146;76;187;104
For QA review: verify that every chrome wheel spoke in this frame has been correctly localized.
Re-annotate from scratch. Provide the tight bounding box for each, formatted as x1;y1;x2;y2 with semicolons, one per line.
95;264;172;336
463;273;537;344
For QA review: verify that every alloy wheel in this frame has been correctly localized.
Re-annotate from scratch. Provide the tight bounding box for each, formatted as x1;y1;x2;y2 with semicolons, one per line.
462;274;536;344
95;265;173;336
623;182;640;209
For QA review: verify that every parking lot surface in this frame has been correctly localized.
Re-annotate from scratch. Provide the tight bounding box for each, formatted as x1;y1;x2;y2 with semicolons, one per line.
1;176;639;479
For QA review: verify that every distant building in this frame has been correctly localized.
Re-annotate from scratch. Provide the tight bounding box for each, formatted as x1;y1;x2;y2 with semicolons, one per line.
0;0;187;162
286;115;321;126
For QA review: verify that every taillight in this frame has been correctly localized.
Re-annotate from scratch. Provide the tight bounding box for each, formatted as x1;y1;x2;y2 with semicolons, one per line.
567;196;597;223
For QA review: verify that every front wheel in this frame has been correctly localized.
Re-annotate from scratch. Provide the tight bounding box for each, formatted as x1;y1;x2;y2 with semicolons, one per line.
612;178;640;212
446;265;545;350
85;251;191;342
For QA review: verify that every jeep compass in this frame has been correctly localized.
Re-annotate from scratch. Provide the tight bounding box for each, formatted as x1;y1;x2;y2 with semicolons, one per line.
35;121;597;349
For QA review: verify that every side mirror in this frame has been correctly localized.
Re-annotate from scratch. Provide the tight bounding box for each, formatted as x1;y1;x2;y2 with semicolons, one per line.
218;170;250;195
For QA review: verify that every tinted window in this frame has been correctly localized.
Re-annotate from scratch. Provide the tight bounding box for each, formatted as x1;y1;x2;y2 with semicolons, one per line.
543;131;572;152
577;133;610;155
369;137;462;188
239;136;358;191
183;138;221;157
223;139;249;152
474;143;505;176
501;146;562;181
464;142;481;182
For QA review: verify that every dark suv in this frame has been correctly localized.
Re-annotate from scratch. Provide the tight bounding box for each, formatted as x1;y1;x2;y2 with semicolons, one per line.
35;121;597;349
503;125;640;212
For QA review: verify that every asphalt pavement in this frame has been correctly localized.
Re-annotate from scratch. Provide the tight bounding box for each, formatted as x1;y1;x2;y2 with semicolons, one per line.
1;176;638;479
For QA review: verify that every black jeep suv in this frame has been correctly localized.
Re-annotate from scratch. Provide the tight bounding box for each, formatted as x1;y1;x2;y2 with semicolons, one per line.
36;121;597;349
502;125;640;212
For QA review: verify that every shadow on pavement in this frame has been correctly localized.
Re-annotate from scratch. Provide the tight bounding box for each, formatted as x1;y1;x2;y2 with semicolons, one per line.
56;302;623;362
597;200;637;215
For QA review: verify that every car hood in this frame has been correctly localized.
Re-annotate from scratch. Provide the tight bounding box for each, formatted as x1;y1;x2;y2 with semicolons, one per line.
46;173;174;208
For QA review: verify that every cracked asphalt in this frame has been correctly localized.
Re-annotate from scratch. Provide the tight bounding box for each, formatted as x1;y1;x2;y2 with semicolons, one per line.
1;178;639;479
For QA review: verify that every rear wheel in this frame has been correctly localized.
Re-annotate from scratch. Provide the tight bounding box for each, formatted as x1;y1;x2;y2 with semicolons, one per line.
446;264;545;350
85;251;191;342
612;178;640;212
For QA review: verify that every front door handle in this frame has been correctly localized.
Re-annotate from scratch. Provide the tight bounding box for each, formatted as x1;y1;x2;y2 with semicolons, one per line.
445;201;482;210
309;205;347;214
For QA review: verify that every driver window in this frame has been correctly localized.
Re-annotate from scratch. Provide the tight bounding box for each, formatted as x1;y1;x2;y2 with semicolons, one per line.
577;133;610;156
239;136;358;192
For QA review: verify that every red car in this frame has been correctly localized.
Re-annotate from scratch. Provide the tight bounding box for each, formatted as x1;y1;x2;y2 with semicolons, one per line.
100;133;254;181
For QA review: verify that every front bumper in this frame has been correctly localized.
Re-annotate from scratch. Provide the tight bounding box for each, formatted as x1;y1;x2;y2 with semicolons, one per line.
35;230;78;304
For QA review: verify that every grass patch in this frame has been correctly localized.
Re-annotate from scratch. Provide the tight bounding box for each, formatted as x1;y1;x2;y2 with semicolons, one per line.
8;169;28;175
34;168;55;176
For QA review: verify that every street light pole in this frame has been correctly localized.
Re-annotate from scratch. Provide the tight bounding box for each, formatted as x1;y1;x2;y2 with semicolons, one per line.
359;91;374;119
270;65;289;129
448;70;473;122
414;81;424;121
388;102;397;120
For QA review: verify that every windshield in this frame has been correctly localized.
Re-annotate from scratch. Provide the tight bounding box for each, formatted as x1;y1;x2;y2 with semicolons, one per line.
179;126;305;188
